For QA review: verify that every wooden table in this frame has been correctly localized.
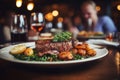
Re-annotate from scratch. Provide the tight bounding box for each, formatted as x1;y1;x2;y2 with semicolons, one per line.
0;46;119;80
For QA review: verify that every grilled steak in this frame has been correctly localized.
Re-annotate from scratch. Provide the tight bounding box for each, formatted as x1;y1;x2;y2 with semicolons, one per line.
35;40;73;53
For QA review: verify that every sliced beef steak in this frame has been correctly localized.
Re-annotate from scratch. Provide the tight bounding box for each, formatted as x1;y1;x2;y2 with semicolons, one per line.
35;40;73;53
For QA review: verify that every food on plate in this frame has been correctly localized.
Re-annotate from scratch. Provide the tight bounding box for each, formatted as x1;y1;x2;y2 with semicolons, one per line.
36;40;72;53
75;43;86;49
78;49;86;56
9;32;96;61
73;43;96;56
39;33;54;40
24;48;34;56
10;45;27;54
78;30;104;37
72;48;78;54
87;49;96;56
58;51;73;60
10;42;96;61
52;31;72;42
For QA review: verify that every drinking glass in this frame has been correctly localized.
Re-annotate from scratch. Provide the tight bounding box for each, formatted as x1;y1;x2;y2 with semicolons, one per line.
30;12;45;39
113;32;120;43
105;32;113;41
11;14;28;43
105;32;120;42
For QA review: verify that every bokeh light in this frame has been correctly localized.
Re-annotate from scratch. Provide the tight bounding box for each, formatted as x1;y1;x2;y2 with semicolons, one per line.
96;6;101;11
16;0;22;8
58;17;63;22
45;13;54;21
52;10;59;17
27;2;34;11
117;4;120;11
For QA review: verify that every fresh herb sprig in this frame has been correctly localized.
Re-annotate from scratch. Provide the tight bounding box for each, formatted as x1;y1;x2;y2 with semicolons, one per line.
52;32;72;42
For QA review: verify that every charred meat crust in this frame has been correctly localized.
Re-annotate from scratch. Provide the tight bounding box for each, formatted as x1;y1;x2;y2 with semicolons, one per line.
35;40;73;53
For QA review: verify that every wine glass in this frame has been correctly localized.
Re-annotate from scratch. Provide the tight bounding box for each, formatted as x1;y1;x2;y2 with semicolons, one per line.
11;14;28;43
30;12;45;40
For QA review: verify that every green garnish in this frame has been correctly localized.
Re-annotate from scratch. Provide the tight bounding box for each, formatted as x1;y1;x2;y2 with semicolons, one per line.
13;53;58;61
53;31;72;42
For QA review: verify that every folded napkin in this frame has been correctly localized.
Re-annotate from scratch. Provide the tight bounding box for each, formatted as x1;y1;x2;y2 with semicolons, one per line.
86;39;119;47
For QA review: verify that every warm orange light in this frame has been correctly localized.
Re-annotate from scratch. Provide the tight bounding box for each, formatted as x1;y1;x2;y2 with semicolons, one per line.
96;6;101;11
117;4;120;11
45;13;54;21
27;2;34;11
58;17;63;22
52;10;59;17
16;0;22;8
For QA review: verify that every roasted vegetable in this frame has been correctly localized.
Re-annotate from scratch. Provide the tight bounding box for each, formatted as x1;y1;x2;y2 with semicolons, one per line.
24;48;34;56
58;51;73;60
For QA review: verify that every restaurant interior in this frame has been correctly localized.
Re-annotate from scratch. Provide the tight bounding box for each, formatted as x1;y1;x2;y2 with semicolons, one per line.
0;0;120;28
0;0;120;42
0;0;120;80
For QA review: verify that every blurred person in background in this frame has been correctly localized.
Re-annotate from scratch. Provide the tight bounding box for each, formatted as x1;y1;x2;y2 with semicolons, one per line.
71;14;83;31
63;17;79;39
80;0;117;33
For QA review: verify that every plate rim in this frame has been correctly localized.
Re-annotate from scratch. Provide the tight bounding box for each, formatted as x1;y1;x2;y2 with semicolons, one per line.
0;42;108;65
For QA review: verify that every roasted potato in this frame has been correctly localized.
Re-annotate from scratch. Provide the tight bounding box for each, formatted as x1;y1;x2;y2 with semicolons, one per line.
24;48;34;56
75;44;86;49
72;48;78;54
58;51;73;60
87;49;96;56
78;49;86;56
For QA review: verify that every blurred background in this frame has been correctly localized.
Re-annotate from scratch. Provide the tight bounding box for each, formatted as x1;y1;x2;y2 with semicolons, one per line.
0;0;120;43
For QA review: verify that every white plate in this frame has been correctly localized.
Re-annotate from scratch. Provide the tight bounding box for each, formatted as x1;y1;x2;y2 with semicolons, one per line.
0;42;108;65
77;35;106;39
86;39;119;47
